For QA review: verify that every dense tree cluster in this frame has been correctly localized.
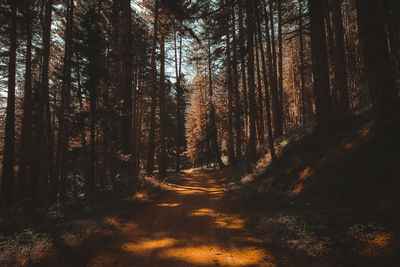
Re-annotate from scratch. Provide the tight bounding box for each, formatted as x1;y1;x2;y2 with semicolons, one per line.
185;0;399;167
0;0;399;206
0;0;192;205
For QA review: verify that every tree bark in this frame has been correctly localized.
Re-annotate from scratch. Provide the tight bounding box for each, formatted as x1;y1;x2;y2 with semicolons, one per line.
257;20;277;162
174;24;182;172
332;0;349;112
121;0;133;156
208;33;225;168
159;27;166;178
1;2;17;204
231;2;242;159
323;0;336;105
238;0;249;138
18;0;33;200
31;0;54;200
277;0;284;131
309;0;334;132
355;0;399;122
56;0;74;201
298;0;307;125
245;0;257;163
121;0;136;183
255;32;265;145
263;0;282;137
146;0;159;174
110;0;121;176
225;8;235;165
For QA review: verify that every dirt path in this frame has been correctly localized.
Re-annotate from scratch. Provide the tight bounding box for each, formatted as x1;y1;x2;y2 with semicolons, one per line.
60;170;279;266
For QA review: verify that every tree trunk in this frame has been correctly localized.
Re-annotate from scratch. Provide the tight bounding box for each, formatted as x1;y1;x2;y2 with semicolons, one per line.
384;0;400;76
264;0;282;137
121;0;133;155
226;8;235;165
238;0;249;139
56;0;74;202
277;0;284;131
137;73;144;171
257;12;277;162
245;0;257;163
1;2;17;204
159;28;167;178
110;0;121;178
255;32;265;145
298;0;307;125
174;25;182;172
208;33;225;168
18;0;33;200
31;0;54;200
355;0;399;122
309;0;334;132
88;90;96;193
86;6;101;194
146;0;159;174
121;0;136;183
332;0;349;112
231;2;242;159
324;0;336;106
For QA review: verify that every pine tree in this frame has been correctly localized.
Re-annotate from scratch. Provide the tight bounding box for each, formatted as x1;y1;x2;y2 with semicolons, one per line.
1;1;17;204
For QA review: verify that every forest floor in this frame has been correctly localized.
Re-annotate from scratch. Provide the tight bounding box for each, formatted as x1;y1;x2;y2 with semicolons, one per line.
1;170;282;266
220;110;400;266
1;110;399;266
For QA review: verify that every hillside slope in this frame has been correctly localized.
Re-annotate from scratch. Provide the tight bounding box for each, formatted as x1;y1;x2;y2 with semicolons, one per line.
223;110;400;266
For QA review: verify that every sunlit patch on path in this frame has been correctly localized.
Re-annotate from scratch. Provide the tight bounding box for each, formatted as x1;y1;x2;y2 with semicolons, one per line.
189;208;245;229
156;203;181;207
122;238;178;254
81;170;277;266
159;245;270;266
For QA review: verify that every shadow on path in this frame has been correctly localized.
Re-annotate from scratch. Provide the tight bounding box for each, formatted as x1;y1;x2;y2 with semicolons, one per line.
37;170;284;266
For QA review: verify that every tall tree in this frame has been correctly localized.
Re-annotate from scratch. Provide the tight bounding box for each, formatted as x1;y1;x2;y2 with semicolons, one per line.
18;0;33;199
121;0;133;156
207;30;225;168
109;0;121;177
30;0;54;200
255;31;265;145
121;0;136;182
355;0;399;123
146;0;159;174
56;0;74;201
277;0;284;130
257;19;277;162
331;0;349;112
262;0;281;137
268;0;283;136
238;0;249;138
231;1;242;158
245;0;257;163
309;0;334;131
225;4;235;164
298;0;307;124
323;0;336;104
1;1;17;204
174;24;183;172
159;25;167;178
78;6;105;193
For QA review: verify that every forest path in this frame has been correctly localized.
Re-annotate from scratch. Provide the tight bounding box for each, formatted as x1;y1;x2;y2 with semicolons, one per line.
82;170;278;266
